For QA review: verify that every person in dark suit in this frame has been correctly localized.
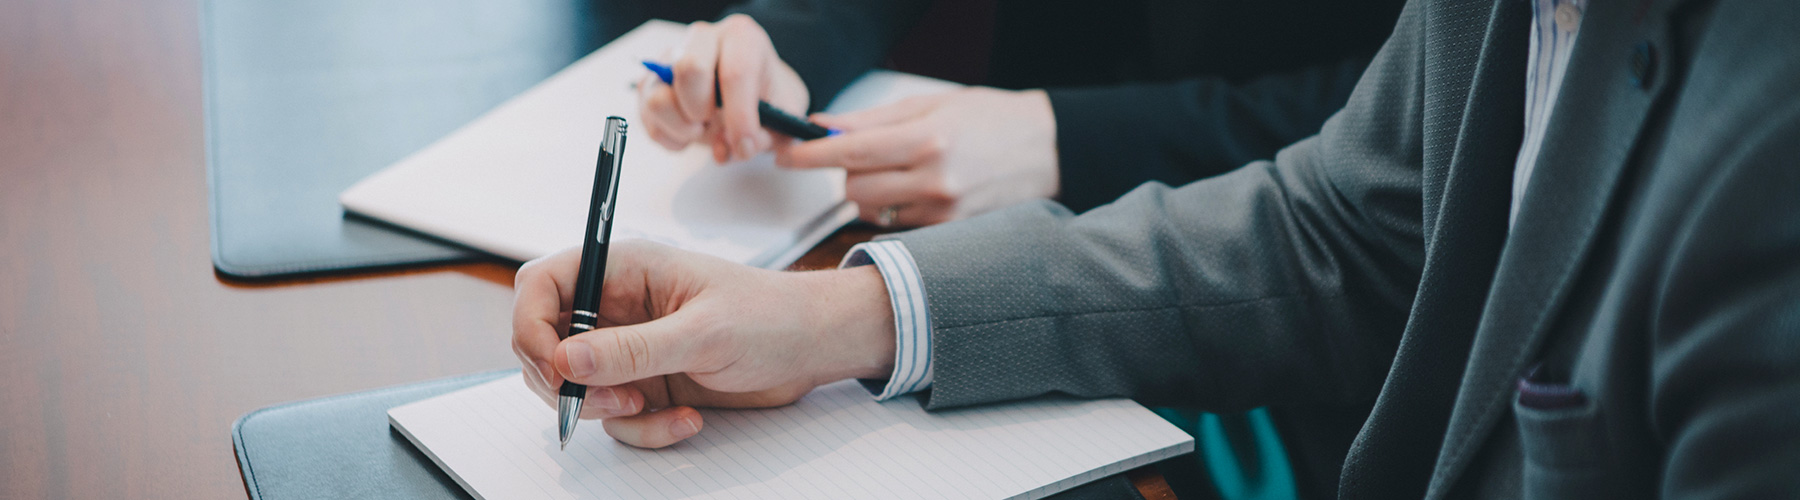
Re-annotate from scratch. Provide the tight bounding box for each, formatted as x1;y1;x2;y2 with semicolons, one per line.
516;0;1800;498
637;0;1403;226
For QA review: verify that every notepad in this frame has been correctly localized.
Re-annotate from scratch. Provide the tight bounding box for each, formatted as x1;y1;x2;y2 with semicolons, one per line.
339;20;960;268
389;375;1194;500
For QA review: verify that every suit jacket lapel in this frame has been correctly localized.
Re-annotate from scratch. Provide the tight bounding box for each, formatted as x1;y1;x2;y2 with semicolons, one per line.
1426;0;1681;495
1336;2;1525;498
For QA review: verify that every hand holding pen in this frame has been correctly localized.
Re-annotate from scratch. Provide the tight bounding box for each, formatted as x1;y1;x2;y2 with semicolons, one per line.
634;14;824;163
555;116;629;449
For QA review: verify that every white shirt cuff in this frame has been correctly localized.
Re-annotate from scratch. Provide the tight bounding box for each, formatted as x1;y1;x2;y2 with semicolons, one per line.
839;240;934;400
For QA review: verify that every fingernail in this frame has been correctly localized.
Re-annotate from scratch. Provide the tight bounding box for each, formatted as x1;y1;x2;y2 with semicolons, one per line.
593;387;621;411
738;137;755;159
564;342;596;379
671;415;700;439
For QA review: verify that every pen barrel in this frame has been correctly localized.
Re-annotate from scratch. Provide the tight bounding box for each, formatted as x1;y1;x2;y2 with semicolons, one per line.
559;380;586;397
757;101;831;140
565;118;627;342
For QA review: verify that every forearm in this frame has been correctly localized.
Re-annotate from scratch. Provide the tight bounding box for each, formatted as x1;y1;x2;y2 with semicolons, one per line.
1045;56;1372;212
792;264;898;385
891;153;1421;412
889;3;1431;411
724;0;932;112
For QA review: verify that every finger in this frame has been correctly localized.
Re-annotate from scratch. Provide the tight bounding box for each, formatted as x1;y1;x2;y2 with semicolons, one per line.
578;384;647;419
843;169;952;209
856;201;954;228
706;120;730;164
519;349;557;401
519;365;556;409
778;123;943;170
672;23;721;125
554;312;705;387
767;135;798;163
640;77;704;150
601;406;704;449
807;94;941;131
664;374;813;409
715;17;775;161
513;249;584;386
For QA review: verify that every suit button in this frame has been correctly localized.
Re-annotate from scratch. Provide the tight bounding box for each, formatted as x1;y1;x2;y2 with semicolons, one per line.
1631;41;1657;89
1554;3;1582;33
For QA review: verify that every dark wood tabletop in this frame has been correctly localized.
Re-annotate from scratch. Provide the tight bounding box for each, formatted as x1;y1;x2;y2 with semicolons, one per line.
0;0;1173;497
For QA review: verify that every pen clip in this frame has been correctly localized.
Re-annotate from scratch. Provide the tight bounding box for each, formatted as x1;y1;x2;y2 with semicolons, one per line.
598;117;628;225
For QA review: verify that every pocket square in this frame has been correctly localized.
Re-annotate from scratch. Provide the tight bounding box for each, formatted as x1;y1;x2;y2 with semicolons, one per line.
1516;373;1587;410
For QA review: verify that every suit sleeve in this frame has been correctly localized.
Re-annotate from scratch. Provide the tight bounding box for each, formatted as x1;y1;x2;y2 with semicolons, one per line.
888;0;1428;412
1653;105;1800;498
1046;56;1372;212
723;0;932;113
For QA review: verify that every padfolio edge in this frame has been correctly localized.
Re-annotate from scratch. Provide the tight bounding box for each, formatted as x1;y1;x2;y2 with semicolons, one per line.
232;369;515;500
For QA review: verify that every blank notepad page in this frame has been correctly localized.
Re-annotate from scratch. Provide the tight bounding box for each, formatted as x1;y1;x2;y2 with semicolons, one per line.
389;374;1193;500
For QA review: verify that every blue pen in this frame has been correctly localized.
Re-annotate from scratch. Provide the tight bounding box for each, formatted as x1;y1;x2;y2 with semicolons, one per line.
642;61;839;140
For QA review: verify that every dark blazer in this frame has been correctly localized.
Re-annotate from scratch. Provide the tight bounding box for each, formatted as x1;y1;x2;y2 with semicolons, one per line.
727;0;1404;212
885;0;1800;498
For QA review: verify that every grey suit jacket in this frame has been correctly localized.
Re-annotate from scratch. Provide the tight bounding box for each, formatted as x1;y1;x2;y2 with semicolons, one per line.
887;0;1800;498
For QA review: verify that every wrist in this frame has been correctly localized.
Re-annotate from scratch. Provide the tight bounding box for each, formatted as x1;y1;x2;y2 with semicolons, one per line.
1018;89;1061;199
794;266;896;383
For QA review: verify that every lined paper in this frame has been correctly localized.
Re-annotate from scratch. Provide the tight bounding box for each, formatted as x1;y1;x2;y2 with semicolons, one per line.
389;375;1193;500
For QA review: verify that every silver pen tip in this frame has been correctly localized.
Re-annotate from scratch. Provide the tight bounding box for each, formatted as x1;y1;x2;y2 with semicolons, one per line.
558;395;583;450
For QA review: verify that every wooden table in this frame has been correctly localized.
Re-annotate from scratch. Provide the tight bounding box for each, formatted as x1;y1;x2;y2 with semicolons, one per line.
0;0;1173;497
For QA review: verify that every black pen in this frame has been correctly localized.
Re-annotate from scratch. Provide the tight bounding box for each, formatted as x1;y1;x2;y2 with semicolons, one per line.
641;61;839;140
559;116;628;450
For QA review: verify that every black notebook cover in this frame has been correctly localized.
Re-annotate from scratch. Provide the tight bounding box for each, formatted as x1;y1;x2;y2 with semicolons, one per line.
232;369;513;500
200;0;605;278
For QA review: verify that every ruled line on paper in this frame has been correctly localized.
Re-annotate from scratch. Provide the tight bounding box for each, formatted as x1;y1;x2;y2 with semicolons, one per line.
390;374;1195;500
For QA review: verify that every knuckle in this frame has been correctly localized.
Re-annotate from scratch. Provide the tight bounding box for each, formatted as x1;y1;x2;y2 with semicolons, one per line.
644;89;674;112
716;64;749;89
613;330;653;377
513;262;536;288
845;145;873;167
920;176;955;204
673;59;709;82
917;135;948;163
843;180;869;202
720;14;761;32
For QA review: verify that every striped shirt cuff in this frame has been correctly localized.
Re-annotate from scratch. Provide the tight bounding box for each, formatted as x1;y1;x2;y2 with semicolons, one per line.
839;240;934;400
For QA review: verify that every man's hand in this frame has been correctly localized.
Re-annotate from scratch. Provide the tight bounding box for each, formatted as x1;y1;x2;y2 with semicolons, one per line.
777;87;1060;227
512;241;895;448
638;14;810;164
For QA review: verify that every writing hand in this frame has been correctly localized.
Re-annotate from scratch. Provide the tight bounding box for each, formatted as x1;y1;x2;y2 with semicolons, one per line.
512;241;895;448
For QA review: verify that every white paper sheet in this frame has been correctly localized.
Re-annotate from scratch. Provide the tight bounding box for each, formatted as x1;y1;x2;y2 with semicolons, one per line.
339;20;960;267
389;375;1195;500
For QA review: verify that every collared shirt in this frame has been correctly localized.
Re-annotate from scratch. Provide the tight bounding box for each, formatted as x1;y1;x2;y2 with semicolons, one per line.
847;0;1589;399
839;240;935;399
1514;0;1587;226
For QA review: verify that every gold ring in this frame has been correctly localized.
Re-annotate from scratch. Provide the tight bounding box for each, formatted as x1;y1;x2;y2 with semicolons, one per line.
877;205;899;227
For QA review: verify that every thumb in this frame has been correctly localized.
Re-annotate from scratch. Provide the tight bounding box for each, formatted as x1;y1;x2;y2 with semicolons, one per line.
555;313;702;387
